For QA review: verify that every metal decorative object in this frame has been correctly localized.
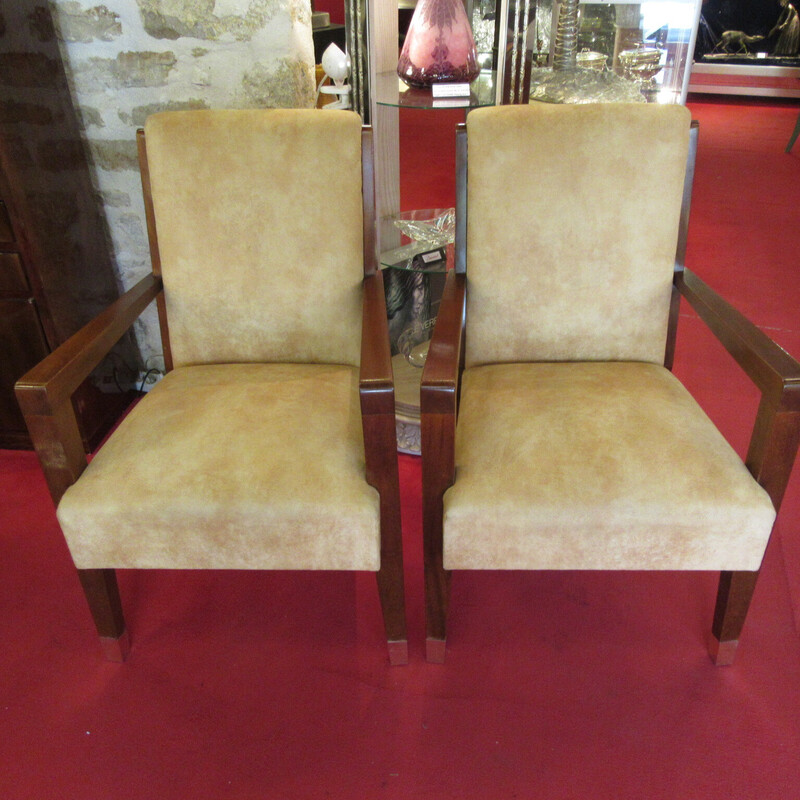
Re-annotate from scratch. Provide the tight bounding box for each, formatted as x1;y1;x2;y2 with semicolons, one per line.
529;0;645;103
774;0;800;55
618;43;664;101
344;0;370;120
552;0;579;70
576;48;607;71
619;45;663;80
503;0;535;102
711;29;765;55
702;0;799;59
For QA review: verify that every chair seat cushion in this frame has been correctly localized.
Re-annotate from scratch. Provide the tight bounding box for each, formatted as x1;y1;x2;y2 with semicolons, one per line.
443;362;776;571
57;364;380;570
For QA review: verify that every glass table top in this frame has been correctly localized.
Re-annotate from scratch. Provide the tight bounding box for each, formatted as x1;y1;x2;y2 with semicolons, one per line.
374;70;497;109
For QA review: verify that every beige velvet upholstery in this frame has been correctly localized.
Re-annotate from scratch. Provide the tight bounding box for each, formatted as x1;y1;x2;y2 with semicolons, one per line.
443;362;775;571
465;103;691;368
57;364;380;570
420;102;797;665
55;109;381;573
145;109;364;368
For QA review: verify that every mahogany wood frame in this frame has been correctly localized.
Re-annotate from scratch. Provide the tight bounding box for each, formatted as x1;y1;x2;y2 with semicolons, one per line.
15;122;408;666
420;120;800;665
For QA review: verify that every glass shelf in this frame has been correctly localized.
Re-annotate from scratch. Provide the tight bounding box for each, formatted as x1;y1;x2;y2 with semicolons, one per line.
374;70;497;109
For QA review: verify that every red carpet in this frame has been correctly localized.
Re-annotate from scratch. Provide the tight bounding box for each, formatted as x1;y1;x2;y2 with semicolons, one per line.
1;96;800;798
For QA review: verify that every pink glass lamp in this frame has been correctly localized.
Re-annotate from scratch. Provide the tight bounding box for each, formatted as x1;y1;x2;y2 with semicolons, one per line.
397;0;480;87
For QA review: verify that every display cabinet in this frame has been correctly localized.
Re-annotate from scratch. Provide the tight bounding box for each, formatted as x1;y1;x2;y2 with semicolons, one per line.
689;0;800;98
486;0;703;106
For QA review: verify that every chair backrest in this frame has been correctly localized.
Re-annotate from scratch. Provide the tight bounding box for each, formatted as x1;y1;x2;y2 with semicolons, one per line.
142;109;366;369
462;103;692;369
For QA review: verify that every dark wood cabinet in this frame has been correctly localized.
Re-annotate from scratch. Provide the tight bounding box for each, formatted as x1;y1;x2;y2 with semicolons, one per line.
0;197;50;447
0;306;50;446
0;1;138;450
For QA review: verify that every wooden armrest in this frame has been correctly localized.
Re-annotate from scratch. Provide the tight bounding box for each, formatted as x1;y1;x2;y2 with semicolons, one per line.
359;270;395;417
676;267;800;510
15;273;162;505
16;273;163;415
420;271;466;417
676;268;800;409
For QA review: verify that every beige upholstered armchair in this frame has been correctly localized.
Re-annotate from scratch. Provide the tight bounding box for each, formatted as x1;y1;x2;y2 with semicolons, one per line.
16;109;408;665
421;103;800;665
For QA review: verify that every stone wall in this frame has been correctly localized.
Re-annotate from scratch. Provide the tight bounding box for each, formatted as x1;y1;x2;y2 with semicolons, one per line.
51;0;316;370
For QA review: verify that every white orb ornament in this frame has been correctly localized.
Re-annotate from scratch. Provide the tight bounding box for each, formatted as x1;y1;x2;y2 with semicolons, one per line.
321;43;351;86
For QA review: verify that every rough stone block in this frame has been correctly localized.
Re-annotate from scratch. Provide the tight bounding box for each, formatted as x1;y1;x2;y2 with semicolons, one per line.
114;212;146;247
75;51;177;90
242;59;315;108
98;190;132;208
137;0;286;42
52;2;123;43
138;0;217;40
118;98;209;127
89;139;140;171
77;106;105;128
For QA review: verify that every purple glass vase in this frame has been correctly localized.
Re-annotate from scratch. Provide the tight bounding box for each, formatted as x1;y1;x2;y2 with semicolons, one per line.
397;0;480;88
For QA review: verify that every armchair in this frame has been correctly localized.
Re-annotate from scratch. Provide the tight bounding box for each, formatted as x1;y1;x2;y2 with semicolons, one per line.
421;103;800;665
16;109;408;665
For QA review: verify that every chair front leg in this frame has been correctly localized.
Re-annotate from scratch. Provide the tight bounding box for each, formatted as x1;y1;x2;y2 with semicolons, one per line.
710;399;800;665
362;412;408;665
709;570;760;666
375;482;409;667
376;556;408;667
78;568;129;662
422;411;454;663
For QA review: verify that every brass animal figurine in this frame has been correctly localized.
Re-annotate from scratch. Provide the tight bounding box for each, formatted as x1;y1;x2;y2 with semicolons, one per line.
713;29;765;54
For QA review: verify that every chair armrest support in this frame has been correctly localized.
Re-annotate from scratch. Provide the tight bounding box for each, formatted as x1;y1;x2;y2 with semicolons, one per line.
420;270;466;417
420;270;466;510
16;273;163;413
358;270;407;648
676;268;800;509
420;270;464;646
359;270;395;417
676;268;800;408
15;273;163;505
